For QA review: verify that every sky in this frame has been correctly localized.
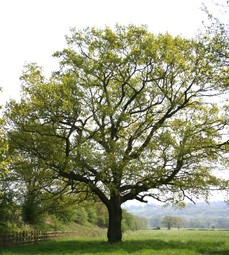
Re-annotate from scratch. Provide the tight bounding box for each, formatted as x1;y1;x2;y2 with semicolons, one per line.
0;0;217;105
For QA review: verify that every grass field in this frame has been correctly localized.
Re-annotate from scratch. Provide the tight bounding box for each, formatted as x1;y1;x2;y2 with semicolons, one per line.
1;230;228;255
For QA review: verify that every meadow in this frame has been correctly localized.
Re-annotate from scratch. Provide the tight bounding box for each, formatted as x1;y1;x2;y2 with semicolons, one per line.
0;229;228;255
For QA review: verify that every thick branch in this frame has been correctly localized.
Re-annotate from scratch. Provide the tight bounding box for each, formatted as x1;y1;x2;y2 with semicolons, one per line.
59;170;109;207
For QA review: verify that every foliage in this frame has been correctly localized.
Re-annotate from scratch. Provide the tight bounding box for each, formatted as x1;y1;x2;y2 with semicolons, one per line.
0;118;9;182
0;190;22;232
5;25;229;242
201;1;229;91
0;93;9;194
0;182;145;232
161;216;184;230
122;209;149;232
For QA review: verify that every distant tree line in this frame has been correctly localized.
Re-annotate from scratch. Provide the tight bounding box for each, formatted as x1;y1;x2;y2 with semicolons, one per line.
150;215;229;230
126;201;229;230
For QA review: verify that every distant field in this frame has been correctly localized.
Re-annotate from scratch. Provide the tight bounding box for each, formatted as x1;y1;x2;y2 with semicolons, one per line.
1;229;228;255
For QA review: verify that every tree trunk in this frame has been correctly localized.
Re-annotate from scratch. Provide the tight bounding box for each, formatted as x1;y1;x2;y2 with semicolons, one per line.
107;195;122;243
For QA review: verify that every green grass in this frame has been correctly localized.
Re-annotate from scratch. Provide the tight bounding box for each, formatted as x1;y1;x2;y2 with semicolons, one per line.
1;230;229;255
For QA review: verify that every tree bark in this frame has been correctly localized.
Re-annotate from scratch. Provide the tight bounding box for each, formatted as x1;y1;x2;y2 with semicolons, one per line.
107;195;122;243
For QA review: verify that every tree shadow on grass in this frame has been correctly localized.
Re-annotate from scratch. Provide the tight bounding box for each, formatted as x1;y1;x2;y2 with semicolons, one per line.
1;239;228;255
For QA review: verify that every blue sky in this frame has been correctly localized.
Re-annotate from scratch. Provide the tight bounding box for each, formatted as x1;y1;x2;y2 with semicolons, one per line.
0;0;215;104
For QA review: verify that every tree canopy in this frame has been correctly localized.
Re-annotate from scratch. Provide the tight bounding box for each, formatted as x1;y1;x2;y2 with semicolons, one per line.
0;108;8;182
5;25;229;242
161;216;184;230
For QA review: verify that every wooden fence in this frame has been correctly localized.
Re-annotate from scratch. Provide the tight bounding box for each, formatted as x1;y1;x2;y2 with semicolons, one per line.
0;231;75;248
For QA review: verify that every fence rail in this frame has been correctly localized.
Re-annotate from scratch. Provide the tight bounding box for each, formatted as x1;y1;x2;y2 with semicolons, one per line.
0;231;76;248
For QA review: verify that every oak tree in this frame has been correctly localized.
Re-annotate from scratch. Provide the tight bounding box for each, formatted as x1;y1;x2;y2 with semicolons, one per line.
6;25;229;242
